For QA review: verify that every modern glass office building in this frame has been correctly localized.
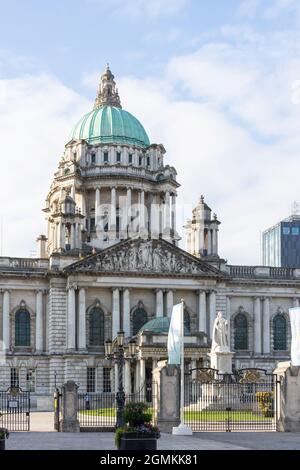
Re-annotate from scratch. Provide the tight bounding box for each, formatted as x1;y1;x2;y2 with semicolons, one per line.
262;215;300;267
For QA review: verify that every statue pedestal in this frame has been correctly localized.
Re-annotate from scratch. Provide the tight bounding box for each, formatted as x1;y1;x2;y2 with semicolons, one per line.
209;349;234;374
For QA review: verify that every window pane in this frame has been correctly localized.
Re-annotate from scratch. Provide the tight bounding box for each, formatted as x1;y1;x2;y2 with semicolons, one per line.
292;227;299;235
89;307;104;346
10;368;19;388
103;368;111;392
15;309;30;346
234;313;248;350
273;315;287;350
283;226;290;235
87;367;96;393
132;308;147;335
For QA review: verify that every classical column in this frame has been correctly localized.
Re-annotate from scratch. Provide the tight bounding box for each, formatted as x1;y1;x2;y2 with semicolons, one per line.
60;223;65;250
112;288;120;339
206;230;211;255
140;190;145;234
166;290;174;318
124;360;131;395
164;191;171;235
198;290;207;333
212;229;218;255
191;360;197;380
123;289;130;338
209;291;216;339
35;290;43;352
95;187;101;228
70;224;76;249
57;221;62;250
156;289;164;317
293;298;299;308
110;187;116;237
199;227;205;255
150;194;159;239
78;288;86;350
2;290;10;351
152;358;158;371
226;296;231;348
67;287;76;350
140;359;146;390
126;187;132;236
254;297;262;354
263;297;271;354
135;362;140;392
171;193;177;235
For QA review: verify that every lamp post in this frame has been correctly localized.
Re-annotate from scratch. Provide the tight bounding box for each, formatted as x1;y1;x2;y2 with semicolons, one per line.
105;333;137;429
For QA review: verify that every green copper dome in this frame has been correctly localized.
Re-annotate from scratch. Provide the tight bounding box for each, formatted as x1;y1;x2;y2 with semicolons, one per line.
139;317;171;334
139;316;191;335
70;105;150;148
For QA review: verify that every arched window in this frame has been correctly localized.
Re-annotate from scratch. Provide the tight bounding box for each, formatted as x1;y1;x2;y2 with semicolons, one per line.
234;313;248;350
89;307;104;346
132;307;147;336
184;310;191;334
15;309;30;346
273;314;287;351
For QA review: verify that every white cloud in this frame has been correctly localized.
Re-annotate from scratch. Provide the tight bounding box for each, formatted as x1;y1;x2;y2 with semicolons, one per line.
0;74;89;257
88;0;189;21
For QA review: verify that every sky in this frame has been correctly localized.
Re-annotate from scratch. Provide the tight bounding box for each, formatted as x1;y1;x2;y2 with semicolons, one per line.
1;0;300;264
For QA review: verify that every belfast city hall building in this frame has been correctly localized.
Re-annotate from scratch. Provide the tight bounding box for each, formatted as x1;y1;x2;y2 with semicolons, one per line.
0;66;297;409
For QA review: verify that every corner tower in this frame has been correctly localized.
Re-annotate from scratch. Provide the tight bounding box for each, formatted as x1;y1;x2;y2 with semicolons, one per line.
42;65;180;258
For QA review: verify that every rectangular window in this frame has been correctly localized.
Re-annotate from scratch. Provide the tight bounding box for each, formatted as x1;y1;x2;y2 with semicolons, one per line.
116;152;121;162
90;217;95;231
10;368;19;388
147;156;150;166
26;369;36;392
87;367;96;393
292;227;299;235
283;226;290;235
103;368;111;393
139;156;142;166
128;154;133;164
91;153;96;164
103;152;109;162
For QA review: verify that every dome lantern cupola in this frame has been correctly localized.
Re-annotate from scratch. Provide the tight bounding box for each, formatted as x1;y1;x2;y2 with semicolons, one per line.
94;63;122;109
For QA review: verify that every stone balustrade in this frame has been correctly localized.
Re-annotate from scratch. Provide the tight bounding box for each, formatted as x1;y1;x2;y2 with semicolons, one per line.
0;257;49;272
229;265;300;280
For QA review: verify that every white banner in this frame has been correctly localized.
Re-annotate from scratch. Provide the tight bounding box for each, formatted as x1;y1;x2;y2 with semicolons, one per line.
167;303;182;365
289;307;300;366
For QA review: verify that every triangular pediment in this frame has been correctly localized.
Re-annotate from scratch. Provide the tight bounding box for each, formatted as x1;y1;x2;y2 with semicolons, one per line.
65;238;223;278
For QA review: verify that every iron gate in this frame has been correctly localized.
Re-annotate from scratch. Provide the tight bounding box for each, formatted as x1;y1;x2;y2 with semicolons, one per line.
184;368;277;432
77;382;157;431
0;387;30;431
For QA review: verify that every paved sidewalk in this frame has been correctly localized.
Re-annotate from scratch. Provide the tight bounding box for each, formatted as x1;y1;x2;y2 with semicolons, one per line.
6;432;247;450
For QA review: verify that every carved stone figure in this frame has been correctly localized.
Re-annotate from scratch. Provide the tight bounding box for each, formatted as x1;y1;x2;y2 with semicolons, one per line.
211;311;229;353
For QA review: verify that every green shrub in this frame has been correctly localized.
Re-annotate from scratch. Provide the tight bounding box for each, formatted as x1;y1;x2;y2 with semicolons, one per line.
123;402;151;427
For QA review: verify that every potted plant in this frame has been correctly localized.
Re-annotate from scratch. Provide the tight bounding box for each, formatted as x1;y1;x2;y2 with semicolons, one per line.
115;402;160;451
0;414;9;451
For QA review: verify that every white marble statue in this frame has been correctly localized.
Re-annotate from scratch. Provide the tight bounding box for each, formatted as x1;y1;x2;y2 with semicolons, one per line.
211;311;229;353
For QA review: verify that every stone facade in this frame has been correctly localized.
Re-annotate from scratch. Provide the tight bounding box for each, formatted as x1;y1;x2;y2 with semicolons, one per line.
0;66;295;409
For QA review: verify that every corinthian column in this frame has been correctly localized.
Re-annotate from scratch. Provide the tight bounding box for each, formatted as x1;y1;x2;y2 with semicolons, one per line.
198;290;207;333
112;288;120;339
35;290;44;352
263;297;270;354
67;286;76;350
254;297;262;354
123;289;130;338
78;288;86;350
2;290;10;351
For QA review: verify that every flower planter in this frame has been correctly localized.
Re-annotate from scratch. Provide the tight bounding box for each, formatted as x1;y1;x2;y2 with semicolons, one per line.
0;439;5;451
119;432;158;451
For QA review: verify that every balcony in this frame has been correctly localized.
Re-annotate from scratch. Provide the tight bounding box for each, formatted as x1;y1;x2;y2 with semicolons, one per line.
0;257;49;273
